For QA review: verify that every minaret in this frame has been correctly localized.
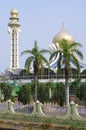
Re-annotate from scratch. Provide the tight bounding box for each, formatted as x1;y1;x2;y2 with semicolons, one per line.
8;9;21;69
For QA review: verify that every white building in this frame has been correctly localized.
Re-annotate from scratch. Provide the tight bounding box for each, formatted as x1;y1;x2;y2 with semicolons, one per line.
4;10;86;83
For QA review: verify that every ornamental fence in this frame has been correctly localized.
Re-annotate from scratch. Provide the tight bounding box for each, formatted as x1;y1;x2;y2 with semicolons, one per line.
0;99;86;122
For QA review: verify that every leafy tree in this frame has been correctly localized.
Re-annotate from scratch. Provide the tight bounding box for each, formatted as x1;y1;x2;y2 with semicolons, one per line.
49;39;83;106
52;82;65;106
18;85;31;105
75;82;86;106
45;81;56;99
37;83;49;103
0;83;13;101
21;41;50;101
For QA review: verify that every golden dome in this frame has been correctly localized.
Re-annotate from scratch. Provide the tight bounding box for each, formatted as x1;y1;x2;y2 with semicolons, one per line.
10;9;18;17
53;24;74;44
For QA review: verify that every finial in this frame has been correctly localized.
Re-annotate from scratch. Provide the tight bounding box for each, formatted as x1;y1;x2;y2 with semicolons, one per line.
61;22;65;31
10;8;18;17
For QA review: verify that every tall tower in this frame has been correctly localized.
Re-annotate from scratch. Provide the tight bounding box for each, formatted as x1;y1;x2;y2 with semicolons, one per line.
8;9;21;69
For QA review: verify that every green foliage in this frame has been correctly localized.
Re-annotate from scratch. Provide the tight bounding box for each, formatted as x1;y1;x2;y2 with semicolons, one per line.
18;85;31;104
0;82;13;101
28;82;65;105
75;82;86;106
43;118;52;129
37;83;49;103
69;124;81;130
52;82;65;106
45;81;56;89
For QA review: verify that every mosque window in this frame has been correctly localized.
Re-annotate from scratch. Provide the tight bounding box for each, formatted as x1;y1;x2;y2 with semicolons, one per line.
12;55;14;59
12;44;14;48
69;87;75;96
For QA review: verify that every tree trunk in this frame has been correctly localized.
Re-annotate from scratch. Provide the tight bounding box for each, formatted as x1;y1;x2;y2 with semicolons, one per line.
49;87;52;98
34;75;38;102
0;89;1;102
65;84;69;106
65;64;69;106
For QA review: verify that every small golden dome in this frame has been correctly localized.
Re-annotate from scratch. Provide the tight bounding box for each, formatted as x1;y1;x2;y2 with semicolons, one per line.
10;9;18;17
53;24;74;44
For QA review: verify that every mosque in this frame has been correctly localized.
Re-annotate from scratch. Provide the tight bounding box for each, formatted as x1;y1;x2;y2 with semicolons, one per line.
1;9;86;83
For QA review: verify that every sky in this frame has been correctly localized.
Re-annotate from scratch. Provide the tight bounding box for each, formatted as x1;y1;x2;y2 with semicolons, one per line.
0;0;86;72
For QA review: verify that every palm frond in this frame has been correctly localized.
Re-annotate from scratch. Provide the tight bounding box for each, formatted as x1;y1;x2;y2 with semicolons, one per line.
71;55;80;73
39;49;50;54
71;49;83;60
70;42;82;49
21;50;34;56
25;56;34;71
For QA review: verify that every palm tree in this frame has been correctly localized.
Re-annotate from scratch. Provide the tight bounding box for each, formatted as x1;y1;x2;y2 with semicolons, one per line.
21;41;50;101
49;39;83;106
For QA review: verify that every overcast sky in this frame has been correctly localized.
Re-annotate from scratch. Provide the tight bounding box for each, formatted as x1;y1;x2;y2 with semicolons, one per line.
0;0;86;72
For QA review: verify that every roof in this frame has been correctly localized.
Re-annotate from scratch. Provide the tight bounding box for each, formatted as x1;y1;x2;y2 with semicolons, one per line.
53;24;74;44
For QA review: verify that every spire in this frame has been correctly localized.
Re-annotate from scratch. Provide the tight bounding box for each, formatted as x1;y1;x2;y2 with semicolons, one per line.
8;9;21;69
61;22;65;31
